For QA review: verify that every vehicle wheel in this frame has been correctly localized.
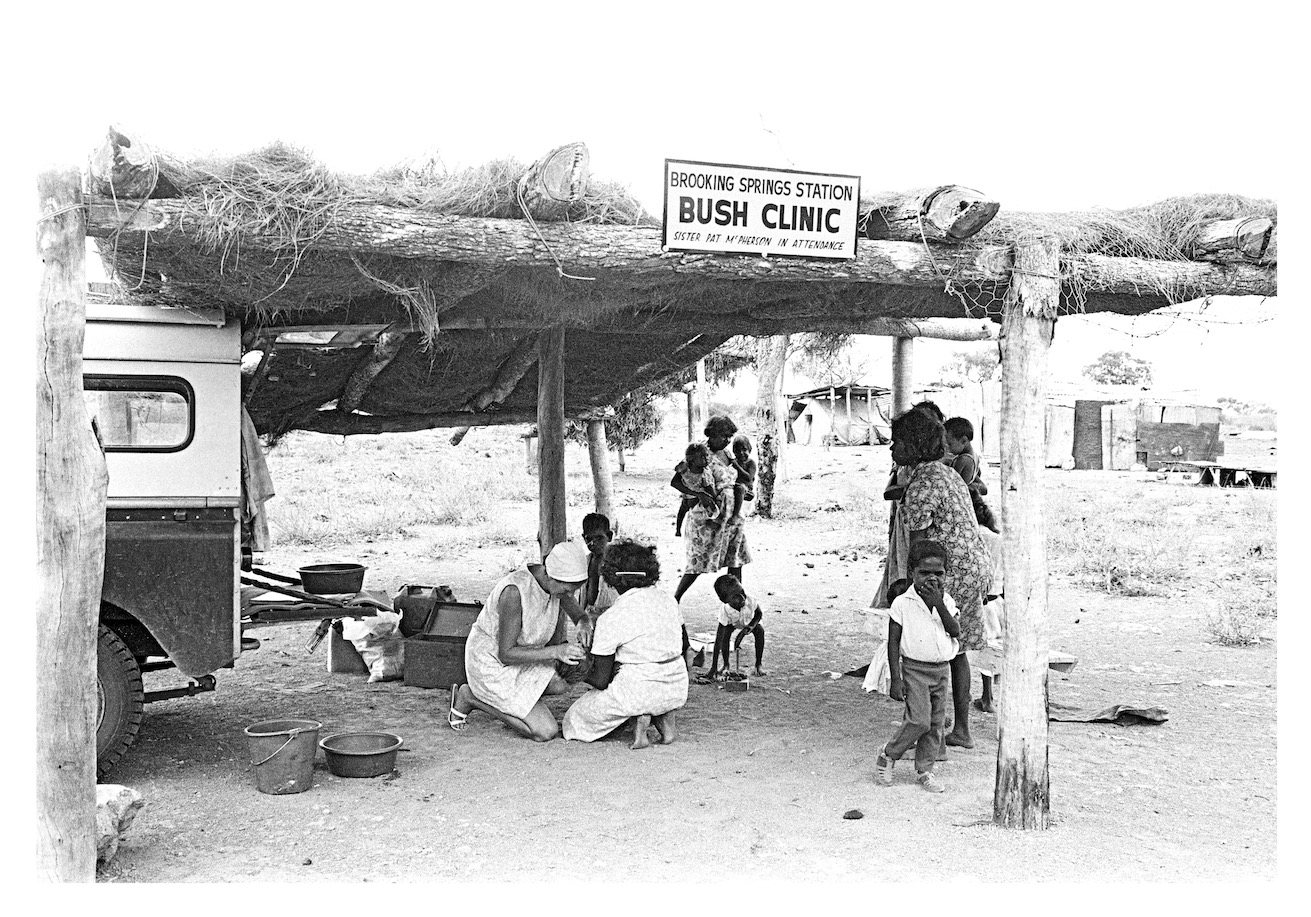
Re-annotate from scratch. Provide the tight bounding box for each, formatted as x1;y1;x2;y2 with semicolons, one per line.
97;624;144;779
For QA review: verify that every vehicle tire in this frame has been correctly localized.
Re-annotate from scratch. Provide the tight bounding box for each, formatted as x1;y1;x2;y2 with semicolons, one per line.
97;624;144;779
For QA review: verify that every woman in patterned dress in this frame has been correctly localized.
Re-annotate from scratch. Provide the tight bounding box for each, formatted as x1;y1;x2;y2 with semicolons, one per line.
671;415;753;605
892;407;992;748
449;539;591;741
562;539;689;748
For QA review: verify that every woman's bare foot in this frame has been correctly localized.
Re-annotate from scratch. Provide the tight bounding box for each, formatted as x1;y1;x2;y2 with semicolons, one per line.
752;666;767;677
653;712;676;745
973;698;995;713
631;714;652;750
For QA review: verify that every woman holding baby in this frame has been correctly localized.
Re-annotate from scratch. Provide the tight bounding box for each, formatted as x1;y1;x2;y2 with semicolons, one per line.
670;414;752;605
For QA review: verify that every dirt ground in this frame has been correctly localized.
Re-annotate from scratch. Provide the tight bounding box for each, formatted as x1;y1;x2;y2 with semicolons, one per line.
96;438;1278;883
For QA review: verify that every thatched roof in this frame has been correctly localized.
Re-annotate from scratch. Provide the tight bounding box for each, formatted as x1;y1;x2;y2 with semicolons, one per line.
83;136;1277;439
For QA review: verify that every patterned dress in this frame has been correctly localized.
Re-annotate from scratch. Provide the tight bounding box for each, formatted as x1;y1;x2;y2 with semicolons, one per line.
561;586;689;742
900;461;993;651
464;566;563;720
682;448;752;574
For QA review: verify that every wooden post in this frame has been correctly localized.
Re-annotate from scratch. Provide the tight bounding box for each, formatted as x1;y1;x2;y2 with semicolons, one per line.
686;388;694;442
752;336;788;518
536;328;567;559
994;237;1059;829
586;419;616;526
776;358;787;483
37;169;107;880
845;385;853;444
891;336;914;416
826;385;836;450
696;358;708;431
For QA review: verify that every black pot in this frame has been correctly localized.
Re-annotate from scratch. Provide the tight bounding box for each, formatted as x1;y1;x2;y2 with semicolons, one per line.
298;563;367;595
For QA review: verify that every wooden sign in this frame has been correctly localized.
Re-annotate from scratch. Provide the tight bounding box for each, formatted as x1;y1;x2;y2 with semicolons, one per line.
662;158;860;260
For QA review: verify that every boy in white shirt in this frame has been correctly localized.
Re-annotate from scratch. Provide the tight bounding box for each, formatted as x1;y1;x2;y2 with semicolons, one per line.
875;540;961;793
706;573;767;681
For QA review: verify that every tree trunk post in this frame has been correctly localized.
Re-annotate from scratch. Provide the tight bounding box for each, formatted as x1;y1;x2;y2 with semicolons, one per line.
994;237;1059;829
686;389;694;442
536;328;567;559
696;358;708;431
752;336;788;517
585;419;616;526
892;336;914;417
37;169;107;881
775;359;787;483
845;385;853;444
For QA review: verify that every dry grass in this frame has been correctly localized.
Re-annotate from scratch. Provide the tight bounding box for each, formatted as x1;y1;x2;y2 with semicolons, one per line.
259;408;1276;649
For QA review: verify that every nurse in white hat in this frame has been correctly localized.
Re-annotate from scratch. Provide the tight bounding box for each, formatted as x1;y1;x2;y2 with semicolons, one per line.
449;539;591;741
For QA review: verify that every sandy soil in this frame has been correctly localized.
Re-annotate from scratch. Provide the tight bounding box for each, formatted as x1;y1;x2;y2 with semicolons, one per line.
96;440;1277;883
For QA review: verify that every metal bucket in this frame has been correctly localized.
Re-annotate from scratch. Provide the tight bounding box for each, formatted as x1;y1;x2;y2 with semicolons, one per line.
244;719;322;794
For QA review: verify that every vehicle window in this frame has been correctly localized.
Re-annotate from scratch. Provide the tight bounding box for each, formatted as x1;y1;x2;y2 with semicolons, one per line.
83;376;194;452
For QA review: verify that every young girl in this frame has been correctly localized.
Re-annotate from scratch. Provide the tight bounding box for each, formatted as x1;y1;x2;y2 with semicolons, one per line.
728;434;757;526
674;442;729;534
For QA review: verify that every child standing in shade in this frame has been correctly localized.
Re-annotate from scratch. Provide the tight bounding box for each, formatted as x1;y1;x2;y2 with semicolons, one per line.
674;442;729;535
706;573;766;680
875;540;960;793
728;434;757;525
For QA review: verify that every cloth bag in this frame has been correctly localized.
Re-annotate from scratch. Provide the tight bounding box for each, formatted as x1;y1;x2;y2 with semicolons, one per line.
341;611;404;683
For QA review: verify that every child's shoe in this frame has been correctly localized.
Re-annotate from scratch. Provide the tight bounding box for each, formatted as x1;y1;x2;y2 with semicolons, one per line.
875;748;895;786
916;771;945;793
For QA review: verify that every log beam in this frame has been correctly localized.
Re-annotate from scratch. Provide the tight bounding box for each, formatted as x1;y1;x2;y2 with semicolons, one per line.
537;328;568;559
994;237;1058;830
300;409;537;435
37;170;107;880
861;185;1000;242
336;330;407;414
449;334;540;445
83;195;1275;298
88;126;179;199
1188;217;1274;263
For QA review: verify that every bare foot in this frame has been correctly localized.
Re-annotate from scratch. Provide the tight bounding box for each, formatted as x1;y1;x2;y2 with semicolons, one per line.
728;514;744;526
973;698;995;713
653;711;676;745
945;731;974;748
752;667;767;677
631;714;652;750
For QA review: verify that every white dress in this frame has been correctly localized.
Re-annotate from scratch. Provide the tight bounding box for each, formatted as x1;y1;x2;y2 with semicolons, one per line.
561;586;689;742
464;566;562;720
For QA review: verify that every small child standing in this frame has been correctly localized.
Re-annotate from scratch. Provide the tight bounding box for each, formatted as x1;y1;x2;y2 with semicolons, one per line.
875;540;960;793
674;442;729;535
707;573;766;680
943;417;999;534
728;434;757;525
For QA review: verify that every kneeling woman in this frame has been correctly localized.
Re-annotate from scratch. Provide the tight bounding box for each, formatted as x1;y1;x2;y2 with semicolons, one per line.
449;540;590;741
562;539;690;749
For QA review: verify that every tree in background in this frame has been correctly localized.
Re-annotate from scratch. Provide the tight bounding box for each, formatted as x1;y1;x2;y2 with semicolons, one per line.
565;389;664;473
942;347;1001;390
1217;397;1277;432
1083;350;1153;386
790;332;867;386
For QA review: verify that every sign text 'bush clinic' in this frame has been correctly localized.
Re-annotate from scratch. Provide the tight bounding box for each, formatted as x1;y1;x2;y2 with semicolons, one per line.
662;159;860;260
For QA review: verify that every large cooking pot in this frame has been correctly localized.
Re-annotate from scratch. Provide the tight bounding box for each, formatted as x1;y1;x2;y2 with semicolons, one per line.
298;563;367;595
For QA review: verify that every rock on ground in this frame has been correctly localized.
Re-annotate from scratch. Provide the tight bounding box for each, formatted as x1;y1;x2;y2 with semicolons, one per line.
96;785;144;864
